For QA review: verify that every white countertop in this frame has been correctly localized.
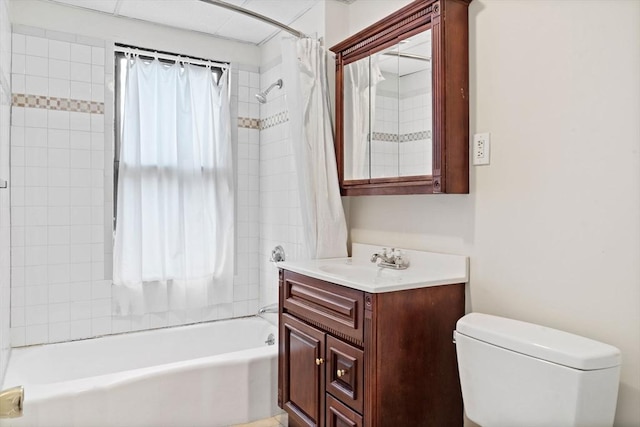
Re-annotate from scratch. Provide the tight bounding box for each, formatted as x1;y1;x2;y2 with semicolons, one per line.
277;243;469;294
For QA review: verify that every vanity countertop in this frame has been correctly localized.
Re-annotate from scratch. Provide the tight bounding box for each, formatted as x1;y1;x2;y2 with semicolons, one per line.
277;243;469;294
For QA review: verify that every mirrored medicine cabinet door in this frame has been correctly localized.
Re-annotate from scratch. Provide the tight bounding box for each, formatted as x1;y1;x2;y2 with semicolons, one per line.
331;0;471;196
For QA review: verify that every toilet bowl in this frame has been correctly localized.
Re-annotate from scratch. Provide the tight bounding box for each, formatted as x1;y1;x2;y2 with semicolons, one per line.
454;313;621;427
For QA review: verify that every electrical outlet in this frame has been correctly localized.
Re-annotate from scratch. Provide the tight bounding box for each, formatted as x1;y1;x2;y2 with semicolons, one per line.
473;132;491;165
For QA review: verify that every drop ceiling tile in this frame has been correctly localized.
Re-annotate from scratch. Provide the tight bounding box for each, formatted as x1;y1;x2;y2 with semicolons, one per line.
49;0;120;14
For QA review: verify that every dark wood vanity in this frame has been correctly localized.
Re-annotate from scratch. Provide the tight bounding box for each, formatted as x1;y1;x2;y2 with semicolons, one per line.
330;0;471;196
277;269;465;427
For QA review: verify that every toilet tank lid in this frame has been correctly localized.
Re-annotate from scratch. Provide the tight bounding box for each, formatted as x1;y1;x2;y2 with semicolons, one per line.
456;313;621;370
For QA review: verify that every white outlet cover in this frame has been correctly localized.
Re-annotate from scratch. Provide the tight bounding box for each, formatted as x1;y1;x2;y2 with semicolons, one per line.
473;132;491;165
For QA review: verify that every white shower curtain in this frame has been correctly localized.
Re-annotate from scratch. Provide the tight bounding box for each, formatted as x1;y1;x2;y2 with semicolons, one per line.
345;54;385;180
281;38;348;259
113;57;234;315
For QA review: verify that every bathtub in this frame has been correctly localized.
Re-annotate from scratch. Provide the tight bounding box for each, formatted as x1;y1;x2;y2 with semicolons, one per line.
0;316;279;427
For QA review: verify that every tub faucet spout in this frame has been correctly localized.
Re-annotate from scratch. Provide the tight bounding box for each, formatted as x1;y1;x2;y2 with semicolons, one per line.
258;303;278;315
0;386;23;419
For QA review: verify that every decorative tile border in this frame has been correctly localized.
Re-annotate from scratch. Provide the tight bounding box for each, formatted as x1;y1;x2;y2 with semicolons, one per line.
400;130;432;142
12;93;104;114
237;111;290;131
237;117;260;130
372;130;432;143
260;111;289;130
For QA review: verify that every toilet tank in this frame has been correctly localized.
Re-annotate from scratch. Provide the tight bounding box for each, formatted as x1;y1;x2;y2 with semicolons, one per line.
454;313;621;427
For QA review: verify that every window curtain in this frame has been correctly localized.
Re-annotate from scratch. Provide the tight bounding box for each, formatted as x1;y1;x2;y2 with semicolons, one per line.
281;38;348;259
113;57;234;316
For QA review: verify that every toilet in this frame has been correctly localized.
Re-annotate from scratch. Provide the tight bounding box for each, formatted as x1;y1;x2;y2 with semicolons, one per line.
454;313;621;427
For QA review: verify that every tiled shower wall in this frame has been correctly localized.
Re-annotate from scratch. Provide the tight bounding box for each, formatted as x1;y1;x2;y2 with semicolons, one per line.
9;28;112;346
0;0;11;382
9;25;261;346
258;60;305;307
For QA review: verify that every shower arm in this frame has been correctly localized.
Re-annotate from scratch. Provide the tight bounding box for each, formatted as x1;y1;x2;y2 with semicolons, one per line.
198;0;309;39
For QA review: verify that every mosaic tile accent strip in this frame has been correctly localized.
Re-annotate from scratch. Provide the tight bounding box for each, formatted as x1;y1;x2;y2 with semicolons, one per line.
400;130;432;143
260;111;289;130
238;117;260;130
372;131;399;143
372;130;432;143
12;93;104;114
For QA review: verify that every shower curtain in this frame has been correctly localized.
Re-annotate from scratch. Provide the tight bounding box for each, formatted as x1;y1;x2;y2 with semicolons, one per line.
346;53;384;180
281;38;348;259
113;57;234;315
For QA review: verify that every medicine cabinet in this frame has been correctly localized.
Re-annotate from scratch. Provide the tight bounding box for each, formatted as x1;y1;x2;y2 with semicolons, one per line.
330;0;471;195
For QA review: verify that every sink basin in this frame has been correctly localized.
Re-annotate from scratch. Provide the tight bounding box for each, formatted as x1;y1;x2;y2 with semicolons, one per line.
318;264;375;277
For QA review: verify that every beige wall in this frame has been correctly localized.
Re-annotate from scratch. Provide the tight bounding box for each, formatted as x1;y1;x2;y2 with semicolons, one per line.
341;1;640;426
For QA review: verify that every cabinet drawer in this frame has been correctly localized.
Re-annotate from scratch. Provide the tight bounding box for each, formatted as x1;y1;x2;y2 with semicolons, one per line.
283;271;364;343
326;394;363;427
326;335;364;414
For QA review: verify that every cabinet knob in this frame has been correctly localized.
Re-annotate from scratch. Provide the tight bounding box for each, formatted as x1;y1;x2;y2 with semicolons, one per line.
315;358;324;366
337;369;346;378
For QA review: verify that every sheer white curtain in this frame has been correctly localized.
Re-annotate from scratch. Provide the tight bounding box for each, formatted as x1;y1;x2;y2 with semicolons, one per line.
281;38;348;259
113;56;234;315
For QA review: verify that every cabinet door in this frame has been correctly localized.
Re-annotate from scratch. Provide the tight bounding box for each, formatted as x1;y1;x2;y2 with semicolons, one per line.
282;314;326;427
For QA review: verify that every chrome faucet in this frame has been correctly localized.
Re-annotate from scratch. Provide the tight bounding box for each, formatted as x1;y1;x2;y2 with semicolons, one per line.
258;303;278;315
370;247;410;270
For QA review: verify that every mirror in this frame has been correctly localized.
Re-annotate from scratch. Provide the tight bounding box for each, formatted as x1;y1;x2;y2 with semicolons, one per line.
331;0;471;195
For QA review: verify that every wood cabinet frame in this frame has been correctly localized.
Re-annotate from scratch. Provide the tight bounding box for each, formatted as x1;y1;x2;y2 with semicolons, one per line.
330;0;471;195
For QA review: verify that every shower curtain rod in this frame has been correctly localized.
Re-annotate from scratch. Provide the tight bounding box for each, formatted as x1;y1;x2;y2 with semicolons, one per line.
114;44;229;69
383;51;431;62
198;0;309;39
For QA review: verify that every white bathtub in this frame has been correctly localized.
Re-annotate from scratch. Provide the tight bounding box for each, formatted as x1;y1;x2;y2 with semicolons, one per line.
0;316;279;427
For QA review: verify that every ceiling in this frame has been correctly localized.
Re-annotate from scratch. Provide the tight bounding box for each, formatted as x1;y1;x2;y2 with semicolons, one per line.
41;0;329;45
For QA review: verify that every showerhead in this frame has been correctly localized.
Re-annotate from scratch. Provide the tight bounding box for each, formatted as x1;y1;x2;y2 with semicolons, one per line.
255;79;283;104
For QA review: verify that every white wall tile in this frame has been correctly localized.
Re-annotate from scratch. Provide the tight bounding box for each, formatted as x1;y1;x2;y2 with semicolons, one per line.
25;36;48;57
12;73;25;93
48;78;70;99
11;53;25;74
48;130;69;149
70;61;91;82
70;44;91;64
49;322;70;342
48;110;69;130
49;40;70;61
25;55;48;77
25;75;48;96
70;81;91;101
69;112;90;131
48;226;70;245
25;108;47;128
47;59;71;80
25;324;48;345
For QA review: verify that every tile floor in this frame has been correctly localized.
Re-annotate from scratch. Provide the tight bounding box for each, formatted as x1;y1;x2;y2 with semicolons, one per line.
230;412;288;427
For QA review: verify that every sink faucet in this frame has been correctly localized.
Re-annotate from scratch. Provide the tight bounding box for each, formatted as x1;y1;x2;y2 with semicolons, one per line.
370;248;410;269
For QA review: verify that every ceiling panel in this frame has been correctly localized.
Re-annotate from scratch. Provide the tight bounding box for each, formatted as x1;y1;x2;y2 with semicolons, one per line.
49;0;120;14
116;0;233;36
44;0;321;45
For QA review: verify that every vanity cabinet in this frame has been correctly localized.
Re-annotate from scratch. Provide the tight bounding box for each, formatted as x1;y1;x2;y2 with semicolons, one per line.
278;269;465;427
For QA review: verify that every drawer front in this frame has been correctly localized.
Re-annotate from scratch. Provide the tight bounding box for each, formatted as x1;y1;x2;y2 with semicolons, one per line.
283;271;364;343
326;335;364;414
326;394;363;427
